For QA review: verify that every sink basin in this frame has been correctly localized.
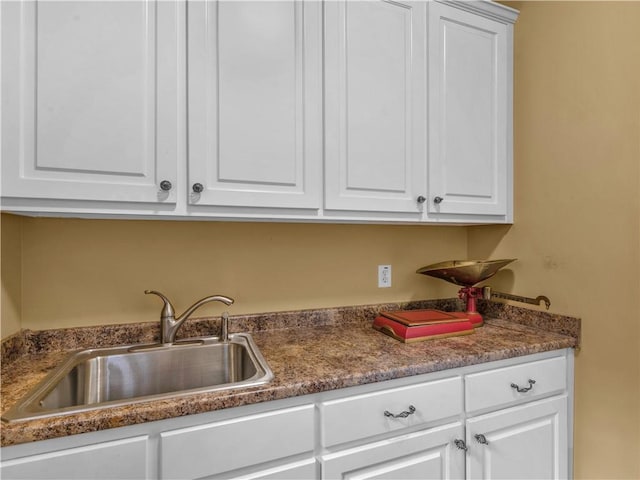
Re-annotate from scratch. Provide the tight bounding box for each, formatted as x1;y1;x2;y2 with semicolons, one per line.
2;333;273;422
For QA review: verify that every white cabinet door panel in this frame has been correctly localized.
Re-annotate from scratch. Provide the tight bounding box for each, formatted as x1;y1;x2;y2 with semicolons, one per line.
0;436;149;480
188;0;322;209
321;423;465;480
1;0;179;204
160;404;315;479
428;2;509;216
324;0;426;214
466;396;568;480
236;458;317;480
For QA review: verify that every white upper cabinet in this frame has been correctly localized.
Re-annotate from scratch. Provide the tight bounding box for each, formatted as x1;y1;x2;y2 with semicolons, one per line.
1;0;518;223
427;1;514;220
1;0;180;206
324;0;426;216
187;0;322;210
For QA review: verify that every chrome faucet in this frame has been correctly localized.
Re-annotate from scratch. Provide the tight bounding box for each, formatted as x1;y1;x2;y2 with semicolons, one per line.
145;290;234;344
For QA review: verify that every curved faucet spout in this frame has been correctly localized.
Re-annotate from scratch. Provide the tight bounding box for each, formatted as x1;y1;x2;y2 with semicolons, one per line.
177;295;234;323
146;291;235;344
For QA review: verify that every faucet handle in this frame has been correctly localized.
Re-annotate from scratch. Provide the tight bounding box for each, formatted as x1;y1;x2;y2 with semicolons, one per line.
145;290;175;319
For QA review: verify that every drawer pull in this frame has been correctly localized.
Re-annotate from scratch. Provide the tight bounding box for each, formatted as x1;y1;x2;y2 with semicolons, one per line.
383;405;416;419
474;434;489;445
511;379;536;393
454;439;468;451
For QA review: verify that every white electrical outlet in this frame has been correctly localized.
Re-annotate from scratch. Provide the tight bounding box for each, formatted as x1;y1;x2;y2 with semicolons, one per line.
378;265;392;288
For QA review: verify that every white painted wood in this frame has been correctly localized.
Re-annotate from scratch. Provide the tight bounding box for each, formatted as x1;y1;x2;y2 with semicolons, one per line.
324;0;427;214
159;404;314;480
321;423;465;480
466;396;568;480
0;436;148;480
428;2;510;217
187;0;322;210
236;458;317;480
1;0;179;204
320;376;463;447
465;356;567;414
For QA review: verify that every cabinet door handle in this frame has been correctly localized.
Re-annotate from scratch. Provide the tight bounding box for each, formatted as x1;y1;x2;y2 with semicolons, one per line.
511;379;536;393
417;196;426;204
454;439;468;451
434;196;444;204
474;434;489;445
192;183;204;193
383;405;416;418
159;180;172;191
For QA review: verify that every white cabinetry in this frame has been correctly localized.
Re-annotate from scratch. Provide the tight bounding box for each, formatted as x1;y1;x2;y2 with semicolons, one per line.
0;350;572;480
159;404;315;479
427;1;514;220
1;0;180;207
187;0;322;211
463;355;570;480
322;424;465;480
324;0;426;217
1;0;517;224
0;436;149;480
466;397;568;480
319;376;465;480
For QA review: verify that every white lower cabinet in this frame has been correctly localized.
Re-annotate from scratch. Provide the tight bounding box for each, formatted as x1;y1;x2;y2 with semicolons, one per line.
0;350;572;480
159;404;315;480
0;436;149;480
322;423;465;480
466;397;568;480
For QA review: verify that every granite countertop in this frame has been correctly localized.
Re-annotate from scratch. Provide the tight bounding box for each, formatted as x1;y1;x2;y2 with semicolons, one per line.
0;299;580;448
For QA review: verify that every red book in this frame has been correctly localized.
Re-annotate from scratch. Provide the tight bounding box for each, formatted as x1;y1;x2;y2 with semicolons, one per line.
373;309;474;343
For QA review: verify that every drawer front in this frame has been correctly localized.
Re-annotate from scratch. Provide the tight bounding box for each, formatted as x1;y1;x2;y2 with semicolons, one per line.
465;355;567;413
0;436;149;480
320;376;462;447
160;404;314;480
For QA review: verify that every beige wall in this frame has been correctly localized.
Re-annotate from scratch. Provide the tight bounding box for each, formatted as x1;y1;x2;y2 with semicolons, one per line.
0;213;22;338
1;214;465;330
473;2;640;478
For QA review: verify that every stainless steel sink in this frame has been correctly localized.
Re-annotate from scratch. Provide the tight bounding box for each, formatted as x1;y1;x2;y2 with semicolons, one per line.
2;334;273;422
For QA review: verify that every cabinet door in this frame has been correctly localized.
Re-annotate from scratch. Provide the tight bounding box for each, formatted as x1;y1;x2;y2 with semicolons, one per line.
187;0;322;210
1;0;179;204
321;423;465;480
324;0;427;214
236;458;317;480
0;436;149;480
466;396;568;480
427;2;510;217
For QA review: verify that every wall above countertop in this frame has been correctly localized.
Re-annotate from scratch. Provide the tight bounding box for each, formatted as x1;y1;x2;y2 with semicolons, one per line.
0;214;471;337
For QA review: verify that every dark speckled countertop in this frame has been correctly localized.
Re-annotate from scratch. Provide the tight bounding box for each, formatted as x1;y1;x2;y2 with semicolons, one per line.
0;299;579;447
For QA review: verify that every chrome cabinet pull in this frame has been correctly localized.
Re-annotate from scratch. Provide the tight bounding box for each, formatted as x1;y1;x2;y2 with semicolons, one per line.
511;379;536;393
454;439;468;451
417;196;426;204
159;180;172;191
192;183;204;193
434;196;444;204
474;434;489;445
383;405;416;419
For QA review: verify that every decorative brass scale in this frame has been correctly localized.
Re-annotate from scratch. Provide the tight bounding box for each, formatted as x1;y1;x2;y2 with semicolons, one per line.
416;259;551;325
